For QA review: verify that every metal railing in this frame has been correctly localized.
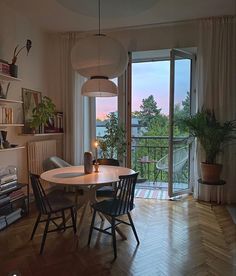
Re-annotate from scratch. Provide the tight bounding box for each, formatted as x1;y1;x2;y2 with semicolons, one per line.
131;136;188;182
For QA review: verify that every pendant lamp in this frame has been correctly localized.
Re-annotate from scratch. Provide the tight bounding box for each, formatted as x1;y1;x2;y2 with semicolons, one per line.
70;0;128;97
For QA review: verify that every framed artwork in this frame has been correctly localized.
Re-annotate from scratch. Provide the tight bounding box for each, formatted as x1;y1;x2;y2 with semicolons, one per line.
22;88;42;133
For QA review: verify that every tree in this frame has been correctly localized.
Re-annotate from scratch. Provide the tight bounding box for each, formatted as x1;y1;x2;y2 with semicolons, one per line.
138;95;161;127
99;112;126;160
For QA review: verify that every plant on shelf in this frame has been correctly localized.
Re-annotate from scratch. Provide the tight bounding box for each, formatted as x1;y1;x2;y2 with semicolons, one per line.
98;112;126;162
10;39;32;77
180;108;236;182
30;96;56;133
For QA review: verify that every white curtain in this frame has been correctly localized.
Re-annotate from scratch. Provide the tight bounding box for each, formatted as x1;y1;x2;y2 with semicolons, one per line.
195;16;236;203
59;33;93;165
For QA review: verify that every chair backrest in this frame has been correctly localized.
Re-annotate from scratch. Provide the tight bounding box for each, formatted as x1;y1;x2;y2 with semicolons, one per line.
43;156;72;171
94;158;120;166
156;147;188;173
112;172;139;215
30;173;51;214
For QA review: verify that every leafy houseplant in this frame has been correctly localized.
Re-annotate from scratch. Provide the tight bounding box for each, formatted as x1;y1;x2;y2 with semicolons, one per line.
10;39;32;77
98;112;126;161
180;108;235;182
30;96;56;133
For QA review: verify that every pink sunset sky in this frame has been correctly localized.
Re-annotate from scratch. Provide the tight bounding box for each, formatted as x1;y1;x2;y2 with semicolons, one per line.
96;60;190;120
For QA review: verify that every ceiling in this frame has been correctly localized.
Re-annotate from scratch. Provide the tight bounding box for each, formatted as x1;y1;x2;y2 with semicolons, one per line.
3;0;235;33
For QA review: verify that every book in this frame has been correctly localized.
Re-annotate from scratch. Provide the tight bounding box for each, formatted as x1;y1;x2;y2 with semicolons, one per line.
6;208;22;225
0;195;10;207
0;180;18;191
0;174;17;185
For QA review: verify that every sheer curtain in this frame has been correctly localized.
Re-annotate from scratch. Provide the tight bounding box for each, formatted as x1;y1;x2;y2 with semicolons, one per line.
59;33;93;165
195;16;236;202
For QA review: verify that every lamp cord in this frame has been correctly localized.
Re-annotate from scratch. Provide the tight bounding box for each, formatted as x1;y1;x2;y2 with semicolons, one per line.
98;0;101;35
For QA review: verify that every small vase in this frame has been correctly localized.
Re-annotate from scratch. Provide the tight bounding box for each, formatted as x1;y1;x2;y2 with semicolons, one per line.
9;64;18;78
84;152;93;174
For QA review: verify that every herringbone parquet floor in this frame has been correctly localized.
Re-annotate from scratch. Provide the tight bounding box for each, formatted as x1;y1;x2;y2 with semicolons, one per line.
0;196;235;276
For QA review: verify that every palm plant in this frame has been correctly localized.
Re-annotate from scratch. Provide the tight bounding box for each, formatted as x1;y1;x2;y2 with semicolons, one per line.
180;108;235;164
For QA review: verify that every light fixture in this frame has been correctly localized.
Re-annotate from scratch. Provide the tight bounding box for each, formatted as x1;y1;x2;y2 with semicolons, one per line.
70;0;128;97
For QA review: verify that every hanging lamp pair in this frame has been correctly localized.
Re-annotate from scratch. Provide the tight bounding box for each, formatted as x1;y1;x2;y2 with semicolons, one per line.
70;0;128;97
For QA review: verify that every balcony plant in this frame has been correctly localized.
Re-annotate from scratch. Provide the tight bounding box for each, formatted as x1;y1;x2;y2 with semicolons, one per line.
30;96;56;133
180;108;235;182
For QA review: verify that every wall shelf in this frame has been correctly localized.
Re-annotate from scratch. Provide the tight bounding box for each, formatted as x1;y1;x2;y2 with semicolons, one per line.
0;98;23;104
0;73;21;82
0;146;26;152
0;124;24;127
20;132;64;137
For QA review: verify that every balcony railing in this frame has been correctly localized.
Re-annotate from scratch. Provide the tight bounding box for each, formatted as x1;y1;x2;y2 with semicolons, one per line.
131;136;188;183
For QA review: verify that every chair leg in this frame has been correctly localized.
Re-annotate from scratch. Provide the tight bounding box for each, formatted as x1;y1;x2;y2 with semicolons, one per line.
127;212;140;244
40;214;50;255
111;217;117;259
30;213;41;240
88;210;97;246
70;207;77;234
62;210;66;232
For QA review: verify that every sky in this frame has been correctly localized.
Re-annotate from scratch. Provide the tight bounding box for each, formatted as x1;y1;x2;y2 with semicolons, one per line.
96;59;191;120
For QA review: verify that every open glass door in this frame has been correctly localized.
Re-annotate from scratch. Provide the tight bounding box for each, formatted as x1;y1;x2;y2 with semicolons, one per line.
168;49;195;197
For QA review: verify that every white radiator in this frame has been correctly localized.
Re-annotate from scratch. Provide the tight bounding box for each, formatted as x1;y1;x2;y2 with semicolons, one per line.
27;140;57;175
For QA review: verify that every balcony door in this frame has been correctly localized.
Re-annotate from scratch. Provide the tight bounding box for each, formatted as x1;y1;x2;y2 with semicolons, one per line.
168;49;195;197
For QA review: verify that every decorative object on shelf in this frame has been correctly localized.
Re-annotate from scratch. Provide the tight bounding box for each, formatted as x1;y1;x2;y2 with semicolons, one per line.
70;0;127;97
84;152;93;174
0;82;10;99
10;39;32;78
22;88;41;133
0;59;10;75
180;108;236;183
30;96;56;134
1;131;10;149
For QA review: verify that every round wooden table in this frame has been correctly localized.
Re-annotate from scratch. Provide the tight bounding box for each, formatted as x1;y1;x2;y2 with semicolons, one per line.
40;165;135;238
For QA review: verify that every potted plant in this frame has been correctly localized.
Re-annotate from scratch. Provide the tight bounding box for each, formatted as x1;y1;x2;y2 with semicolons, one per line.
10;39;32;77
30;96;56;133
180;108;235;182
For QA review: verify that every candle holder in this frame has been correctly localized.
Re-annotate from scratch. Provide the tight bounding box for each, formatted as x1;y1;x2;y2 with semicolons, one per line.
94;162;99;173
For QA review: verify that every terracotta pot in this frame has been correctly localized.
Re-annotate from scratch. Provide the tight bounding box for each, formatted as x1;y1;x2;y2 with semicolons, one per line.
200;162;222;183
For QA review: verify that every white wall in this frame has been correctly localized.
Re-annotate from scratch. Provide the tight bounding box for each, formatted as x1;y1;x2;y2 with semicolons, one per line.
0;2;62;184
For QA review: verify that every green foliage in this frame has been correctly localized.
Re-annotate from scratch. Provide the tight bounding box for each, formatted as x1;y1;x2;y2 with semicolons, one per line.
30;96;56;129
180;108;235;164
99;112;126;160
138;95;161;128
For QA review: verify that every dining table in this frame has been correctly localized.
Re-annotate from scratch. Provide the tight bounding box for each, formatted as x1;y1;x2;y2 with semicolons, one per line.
40;165;136;238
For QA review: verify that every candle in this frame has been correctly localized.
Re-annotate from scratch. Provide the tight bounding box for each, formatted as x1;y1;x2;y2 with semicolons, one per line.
94;141;98;164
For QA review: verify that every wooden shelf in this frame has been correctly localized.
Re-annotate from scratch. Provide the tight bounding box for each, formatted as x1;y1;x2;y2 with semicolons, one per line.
0;98;23;104
0;146;25;152
20;132;64;136
0;72;21;82
0;124;24;127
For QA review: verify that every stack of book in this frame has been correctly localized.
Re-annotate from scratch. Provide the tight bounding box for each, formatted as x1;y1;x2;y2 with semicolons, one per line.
0;216;7;230
5;208;22;225
9;189;25;202
0;173;18;194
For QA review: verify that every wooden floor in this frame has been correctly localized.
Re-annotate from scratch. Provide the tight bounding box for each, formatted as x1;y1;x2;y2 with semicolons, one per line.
0;196;236;276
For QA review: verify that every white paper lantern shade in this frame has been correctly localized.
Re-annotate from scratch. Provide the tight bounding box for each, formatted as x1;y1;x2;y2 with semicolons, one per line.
71;34;128;79
81;77;118;97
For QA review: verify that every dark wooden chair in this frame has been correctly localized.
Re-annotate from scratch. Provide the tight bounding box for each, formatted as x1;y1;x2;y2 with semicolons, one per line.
93;158;119;196
30;173;77;254
88;172;140;259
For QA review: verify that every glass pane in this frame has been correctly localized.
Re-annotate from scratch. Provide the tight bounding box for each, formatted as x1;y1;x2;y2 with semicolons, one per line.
131;61;170;189
172;58;191;194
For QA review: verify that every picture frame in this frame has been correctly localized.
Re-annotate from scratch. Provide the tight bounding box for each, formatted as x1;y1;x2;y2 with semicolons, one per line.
22;88;42;133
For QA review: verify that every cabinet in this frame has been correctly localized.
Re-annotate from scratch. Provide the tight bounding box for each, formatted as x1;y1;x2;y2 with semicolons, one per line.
0;73;24;151
0;182;29;230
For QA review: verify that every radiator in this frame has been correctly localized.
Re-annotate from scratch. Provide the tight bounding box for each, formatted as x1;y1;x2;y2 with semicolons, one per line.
27;140;57;175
